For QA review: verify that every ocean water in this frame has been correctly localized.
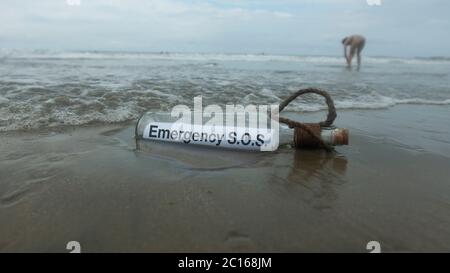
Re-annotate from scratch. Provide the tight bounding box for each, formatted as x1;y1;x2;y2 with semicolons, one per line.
1;50;450;131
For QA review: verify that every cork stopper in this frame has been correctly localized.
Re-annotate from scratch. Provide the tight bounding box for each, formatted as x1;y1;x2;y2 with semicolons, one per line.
333;128;349;146
293;125;349;149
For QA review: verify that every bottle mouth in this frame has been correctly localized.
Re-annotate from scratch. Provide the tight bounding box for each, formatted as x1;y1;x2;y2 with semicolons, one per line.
334;128;349;146
294;126;349;148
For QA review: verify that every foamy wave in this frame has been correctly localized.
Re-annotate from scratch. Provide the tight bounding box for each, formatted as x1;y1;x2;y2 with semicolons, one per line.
337;97;450;110
2;49;449;65
395;98;450;105
0;96;10;105
1;95;449;132
284;96;450;112
0;105;138;132
1;50;449;132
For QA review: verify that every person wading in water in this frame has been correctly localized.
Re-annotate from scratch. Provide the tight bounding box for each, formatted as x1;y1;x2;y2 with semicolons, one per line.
342;35;366;69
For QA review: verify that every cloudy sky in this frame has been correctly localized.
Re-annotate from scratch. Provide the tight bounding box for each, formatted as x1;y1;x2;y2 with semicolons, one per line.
0;0;449;57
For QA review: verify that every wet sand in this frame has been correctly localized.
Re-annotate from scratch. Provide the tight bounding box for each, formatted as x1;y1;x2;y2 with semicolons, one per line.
1;105;450;252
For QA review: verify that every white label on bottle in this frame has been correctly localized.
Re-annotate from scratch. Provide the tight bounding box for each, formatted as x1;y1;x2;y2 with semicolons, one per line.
142;122;278;151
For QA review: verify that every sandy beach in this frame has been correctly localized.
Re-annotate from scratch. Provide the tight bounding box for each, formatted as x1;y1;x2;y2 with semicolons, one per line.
1;105;449;252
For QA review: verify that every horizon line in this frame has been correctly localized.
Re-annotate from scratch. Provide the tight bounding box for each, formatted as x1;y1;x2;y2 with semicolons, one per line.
1;48;449;60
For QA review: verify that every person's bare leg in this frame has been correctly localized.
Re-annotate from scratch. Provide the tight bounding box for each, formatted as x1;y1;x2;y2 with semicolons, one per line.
357;52;361;69
344;45;350;66
356;40;365;70
347;48;355;68
347;51;354;68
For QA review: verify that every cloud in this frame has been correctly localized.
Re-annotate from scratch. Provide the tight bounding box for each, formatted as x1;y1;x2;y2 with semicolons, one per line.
0;0;449;56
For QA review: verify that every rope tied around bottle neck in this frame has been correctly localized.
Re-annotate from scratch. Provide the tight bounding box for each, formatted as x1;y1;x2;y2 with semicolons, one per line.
277;88;337;152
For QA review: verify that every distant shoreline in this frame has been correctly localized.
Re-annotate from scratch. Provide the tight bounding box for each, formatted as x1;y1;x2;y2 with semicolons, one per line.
1;48;449;61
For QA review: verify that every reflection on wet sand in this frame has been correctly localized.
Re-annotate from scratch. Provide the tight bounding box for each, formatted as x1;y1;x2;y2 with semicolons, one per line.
284;149;348;210
288;149;348;183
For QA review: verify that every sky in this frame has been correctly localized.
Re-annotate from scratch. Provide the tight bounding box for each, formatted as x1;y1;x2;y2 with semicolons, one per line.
0;0;449;57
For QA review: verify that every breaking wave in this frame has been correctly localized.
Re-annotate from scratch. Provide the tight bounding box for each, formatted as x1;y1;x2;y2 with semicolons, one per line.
1;91;449;132
1;50;449;131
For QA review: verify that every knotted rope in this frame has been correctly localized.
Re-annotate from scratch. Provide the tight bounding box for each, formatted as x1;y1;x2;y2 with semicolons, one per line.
277;88;337;152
